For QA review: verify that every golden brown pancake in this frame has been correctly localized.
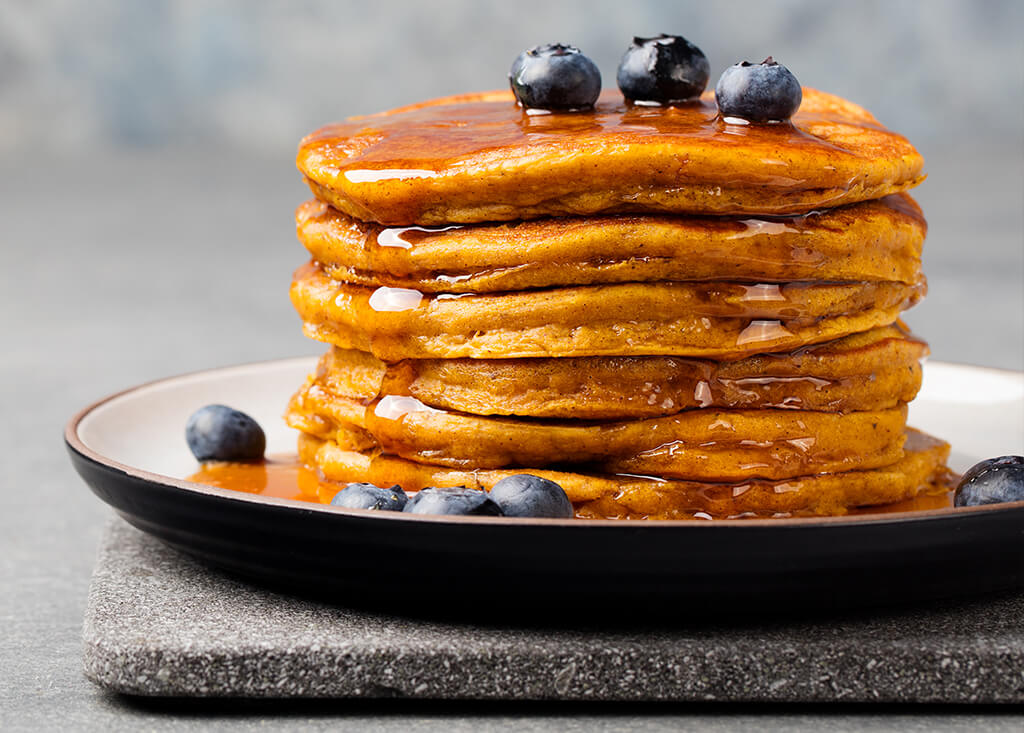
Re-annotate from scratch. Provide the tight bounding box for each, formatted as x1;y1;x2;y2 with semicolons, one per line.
310;324;925;418
286;374;908;480
298;428;950;518
296;194;926;292
291;262;924;361
286;82;950;520
297;89;925;225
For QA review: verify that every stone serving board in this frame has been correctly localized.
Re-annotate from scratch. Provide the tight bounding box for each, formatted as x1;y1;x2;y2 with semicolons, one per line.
83;517;1023;702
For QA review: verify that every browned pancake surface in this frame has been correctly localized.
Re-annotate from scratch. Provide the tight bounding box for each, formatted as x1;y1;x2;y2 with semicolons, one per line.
298;89;925;224
310;325;925;418
298;429;950;518
291;263;924;361
286;373;908;481
296;194;925;292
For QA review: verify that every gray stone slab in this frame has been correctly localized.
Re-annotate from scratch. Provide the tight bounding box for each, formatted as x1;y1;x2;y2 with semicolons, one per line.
84;517;1024;703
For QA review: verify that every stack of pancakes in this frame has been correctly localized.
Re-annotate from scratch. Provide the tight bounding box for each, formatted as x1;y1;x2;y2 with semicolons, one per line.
286;88;951;518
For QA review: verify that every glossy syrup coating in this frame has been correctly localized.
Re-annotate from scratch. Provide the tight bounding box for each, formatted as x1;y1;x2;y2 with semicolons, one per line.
286;374;908;480
290;262;924;361
301;324;927;420
284;80;949;520
186;443;955;519
297;89;925;224
295;194;926;293
297;429;951;518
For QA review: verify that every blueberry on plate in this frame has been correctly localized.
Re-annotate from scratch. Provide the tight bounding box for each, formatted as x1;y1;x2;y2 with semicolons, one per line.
509;43;601;111
954;456;1024;507
616;34;709;104
714;57;802;122
185;404;265;462
404;487;504;516
489;474;574;518
330;482;407;511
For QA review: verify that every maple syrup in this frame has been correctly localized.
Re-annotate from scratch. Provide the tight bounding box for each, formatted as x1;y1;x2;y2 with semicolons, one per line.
276;88;943;520
187;455;957;519
297;89;924;225
303;92;883;192
295;194;926;295
188;456;321;502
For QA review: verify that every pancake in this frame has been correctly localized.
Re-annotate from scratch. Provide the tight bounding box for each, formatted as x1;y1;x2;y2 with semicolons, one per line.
296;194;926;293
291;263;924;361
311;324;925;418
284;78;950;520
286;375;908;480
298;428;950;518
297;89;925;225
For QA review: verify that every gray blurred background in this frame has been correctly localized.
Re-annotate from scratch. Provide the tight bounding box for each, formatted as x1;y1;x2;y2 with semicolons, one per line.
2;0;1022;154
1;2;1022;725
2;0;1022;375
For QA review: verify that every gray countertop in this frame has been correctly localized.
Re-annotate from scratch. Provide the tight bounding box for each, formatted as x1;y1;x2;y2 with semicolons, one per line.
1;146;1021;731
84;517;1024;704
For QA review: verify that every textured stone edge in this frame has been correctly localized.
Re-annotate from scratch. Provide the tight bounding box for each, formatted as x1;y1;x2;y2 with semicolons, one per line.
82;629;1024;702
82;519;1024;702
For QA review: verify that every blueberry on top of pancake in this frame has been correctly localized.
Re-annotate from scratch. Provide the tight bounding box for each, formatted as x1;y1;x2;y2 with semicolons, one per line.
617;34;710;103
715;57;802;122
509;43;601;111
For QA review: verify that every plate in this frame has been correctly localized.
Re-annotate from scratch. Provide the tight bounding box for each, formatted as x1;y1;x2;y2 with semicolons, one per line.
66;358;1024;617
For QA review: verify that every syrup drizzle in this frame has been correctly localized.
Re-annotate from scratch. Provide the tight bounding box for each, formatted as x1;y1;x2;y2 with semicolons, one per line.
736;320;794;346
297;194;923;296
283;90;942;525
186;457;956;520
367;286;424;312
304;90;902;198
299;264;919;361
373;395;440;421
308;317;923;426
729;219;803;239
344;168;439;183
741;284;787;302
376;225;463;249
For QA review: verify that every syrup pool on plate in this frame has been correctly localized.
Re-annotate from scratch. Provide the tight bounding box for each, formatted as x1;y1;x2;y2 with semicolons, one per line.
188;456;321;502
187;456;956;519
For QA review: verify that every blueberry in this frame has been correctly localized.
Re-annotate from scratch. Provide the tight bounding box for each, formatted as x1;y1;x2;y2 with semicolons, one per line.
404;487;503;516
714;57;802;122
954;456;1024;507
330;482;407;511
509;43;601;111
616;34;710;104
185;404;265;462
489;474;574;518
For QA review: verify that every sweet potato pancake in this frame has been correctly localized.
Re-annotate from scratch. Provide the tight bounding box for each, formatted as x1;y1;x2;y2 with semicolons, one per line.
277;73;950;519
297;89;924;225
286;374;908;480
298;429;950;518
291;262;924;361
302;324;925;419
296;194;925;292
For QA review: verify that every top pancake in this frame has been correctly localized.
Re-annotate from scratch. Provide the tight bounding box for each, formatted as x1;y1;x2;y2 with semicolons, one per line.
298;89;925;225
